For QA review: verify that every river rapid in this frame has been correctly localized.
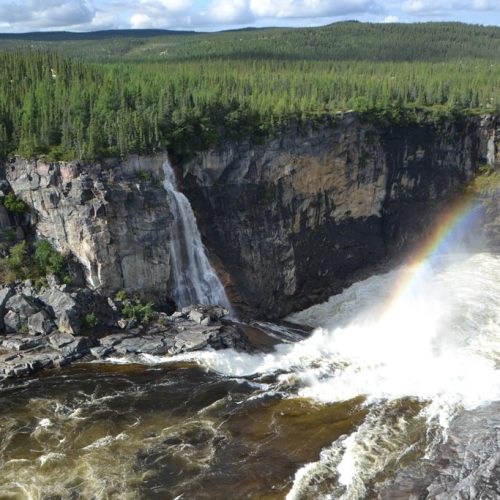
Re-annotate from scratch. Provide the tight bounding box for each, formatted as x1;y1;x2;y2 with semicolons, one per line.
1;252;499;499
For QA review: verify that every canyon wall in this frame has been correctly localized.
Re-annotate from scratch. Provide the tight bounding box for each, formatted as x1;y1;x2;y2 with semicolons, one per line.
1;154;173;304
182;113;499;317
1;113;498;317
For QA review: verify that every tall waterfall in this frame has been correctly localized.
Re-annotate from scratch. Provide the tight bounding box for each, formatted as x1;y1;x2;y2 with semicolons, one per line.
162;160;231;309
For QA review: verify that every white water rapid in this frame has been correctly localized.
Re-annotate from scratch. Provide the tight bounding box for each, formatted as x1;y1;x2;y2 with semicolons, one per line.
151;251;500;498
162;160;231;309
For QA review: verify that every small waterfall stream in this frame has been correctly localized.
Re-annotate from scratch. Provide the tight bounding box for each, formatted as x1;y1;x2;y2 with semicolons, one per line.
162;159;231;309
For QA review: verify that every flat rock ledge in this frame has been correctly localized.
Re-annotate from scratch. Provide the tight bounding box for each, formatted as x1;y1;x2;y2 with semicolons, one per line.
0;305;251;381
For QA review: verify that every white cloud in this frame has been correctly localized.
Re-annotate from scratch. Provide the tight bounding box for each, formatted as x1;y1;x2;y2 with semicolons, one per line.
130;13;153;28
403;0;499;15
0;0;96;30
204;0;251;23
249;0;380;18
0;0;499;32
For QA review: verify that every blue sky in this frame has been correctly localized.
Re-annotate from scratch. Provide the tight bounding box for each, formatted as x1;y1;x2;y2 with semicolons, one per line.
0;0;499;32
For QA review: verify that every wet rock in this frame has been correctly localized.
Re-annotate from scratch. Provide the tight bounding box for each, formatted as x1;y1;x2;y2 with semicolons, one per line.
182;304;229;322
90;345;114;359
59;337;89;359
114;336;169;356
28;310;54;335
173;326;219;352
100;333;132;347
208;324;253;352
375;402;500;499
188;309;205;324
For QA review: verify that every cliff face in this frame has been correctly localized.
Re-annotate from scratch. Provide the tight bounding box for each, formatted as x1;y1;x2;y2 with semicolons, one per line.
2;154;173;303
182;113;499;317
1;114;498;317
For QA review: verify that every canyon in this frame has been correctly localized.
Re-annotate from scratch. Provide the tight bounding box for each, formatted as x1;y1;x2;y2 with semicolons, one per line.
1;112;498;318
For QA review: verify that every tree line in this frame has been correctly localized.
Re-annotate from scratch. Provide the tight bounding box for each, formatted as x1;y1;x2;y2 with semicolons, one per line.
0;22;499;160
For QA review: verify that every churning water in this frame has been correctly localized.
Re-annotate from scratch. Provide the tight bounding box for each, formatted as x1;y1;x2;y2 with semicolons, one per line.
162;160;231;309
157;251;500;498
1;252;499;498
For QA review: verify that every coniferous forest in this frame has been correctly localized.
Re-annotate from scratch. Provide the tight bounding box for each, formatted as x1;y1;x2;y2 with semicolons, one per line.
0;22;499;160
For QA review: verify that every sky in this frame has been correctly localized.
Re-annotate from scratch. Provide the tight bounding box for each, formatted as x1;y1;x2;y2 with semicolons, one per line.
0;0;499;33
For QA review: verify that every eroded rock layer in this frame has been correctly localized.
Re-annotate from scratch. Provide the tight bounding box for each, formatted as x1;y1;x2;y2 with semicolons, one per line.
183;113;500;316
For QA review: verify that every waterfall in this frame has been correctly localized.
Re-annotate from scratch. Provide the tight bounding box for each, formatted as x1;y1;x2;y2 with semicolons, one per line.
162;159;231;309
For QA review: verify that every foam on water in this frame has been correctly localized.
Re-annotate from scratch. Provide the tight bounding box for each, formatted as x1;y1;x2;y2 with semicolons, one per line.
165;252;500;497
181;253;500;411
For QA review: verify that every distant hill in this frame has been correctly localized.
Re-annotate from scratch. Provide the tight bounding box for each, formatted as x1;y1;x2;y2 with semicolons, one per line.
0;22;499;62
0;29;198;41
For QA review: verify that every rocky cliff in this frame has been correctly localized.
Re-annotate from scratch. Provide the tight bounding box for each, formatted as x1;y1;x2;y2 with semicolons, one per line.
1;113;498;318
182;113;500;317
1;154;173;304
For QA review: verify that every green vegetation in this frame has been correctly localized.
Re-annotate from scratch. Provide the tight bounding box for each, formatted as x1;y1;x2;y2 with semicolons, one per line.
114;289;156;324
122;300;155;324
82;312;99;330
472;164;500;194
3;193;26;213
0;22;499;160
0;238;71;285
114;289;129;302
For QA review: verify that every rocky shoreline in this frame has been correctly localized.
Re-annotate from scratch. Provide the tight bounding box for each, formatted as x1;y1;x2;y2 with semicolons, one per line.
0;289;251;381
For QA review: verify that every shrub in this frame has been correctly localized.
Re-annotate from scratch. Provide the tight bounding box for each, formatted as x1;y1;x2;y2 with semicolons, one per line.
115;289;128;302
34;240;65;276
82;312;99;329
0;238;71;284
4;228;17;243
122;301;155;324
8;241;29;271
137;170;152;182
3;193;26;213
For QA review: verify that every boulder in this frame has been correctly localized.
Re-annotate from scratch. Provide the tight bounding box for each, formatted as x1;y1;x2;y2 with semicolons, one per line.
28;310;54;335
117;318;128;329
4;310;21;333
2;336;43;351
90;345;113;359
170;311;184;319
182;304;229;322
208;325;253;352
48;332;75;349
5;294;39;322
188;309;205;324
39;289;81;334
0;287;14;330
200;316;211;326
204;305;229;321
59;337;89;359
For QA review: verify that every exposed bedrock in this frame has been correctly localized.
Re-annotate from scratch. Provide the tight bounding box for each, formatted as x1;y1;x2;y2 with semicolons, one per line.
1;114;499;317
182;113;500;317
2;154;173;304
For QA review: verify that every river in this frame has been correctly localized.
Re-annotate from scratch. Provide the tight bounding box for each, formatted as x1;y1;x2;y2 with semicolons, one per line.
1;251;499;499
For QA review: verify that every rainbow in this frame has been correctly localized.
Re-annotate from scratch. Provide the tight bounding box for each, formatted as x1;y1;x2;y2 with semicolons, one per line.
383;189;482;314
